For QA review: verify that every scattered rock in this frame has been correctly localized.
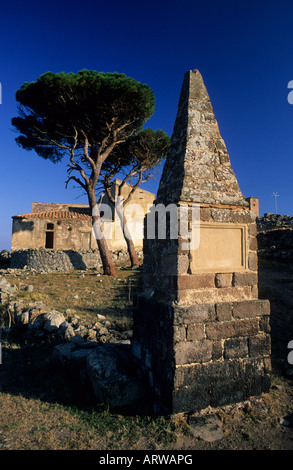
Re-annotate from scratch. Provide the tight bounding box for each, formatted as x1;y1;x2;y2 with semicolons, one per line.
59;321;76;340
74;326;90;338
0;278;13;291
97;314;106;320
43;311;66;332
70;315;81;326
96;326;111;343
85;329;97;341
24;285;34;292
19;310;30;325
28;303;47;322
120;330;133;339
0;277;17;303
65;308;76;316
5;299;131;347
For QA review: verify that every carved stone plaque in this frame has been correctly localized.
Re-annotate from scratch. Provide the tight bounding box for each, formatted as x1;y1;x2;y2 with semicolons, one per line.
190;223;247;273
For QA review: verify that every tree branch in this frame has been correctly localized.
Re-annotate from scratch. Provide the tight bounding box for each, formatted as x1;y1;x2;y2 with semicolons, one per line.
122;170;143;206
80;130;96;169
99;120;137;163
32;127;71;151
103;175;116;205
65;175;87;191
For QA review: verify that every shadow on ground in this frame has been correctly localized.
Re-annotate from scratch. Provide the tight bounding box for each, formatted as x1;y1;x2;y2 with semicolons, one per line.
0;332;154;418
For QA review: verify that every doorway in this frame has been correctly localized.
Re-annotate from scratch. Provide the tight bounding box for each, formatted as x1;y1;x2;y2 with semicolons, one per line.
45;223;54;249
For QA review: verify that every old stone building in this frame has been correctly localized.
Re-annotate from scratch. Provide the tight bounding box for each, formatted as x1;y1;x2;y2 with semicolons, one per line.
11;180;155;253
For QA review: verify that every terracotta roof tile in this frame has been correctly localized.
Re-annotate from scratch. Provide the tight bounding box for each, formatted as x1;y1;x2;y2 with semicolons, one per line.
13;210;92;220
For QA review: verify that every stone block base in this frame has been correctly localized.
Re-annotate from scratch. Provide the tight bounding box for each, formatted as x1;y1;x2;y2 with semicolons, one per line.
132;294;271;415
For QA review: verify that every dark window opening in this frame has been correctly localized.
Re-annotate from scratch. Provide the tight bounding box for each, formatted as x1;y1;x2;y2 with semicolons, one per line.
47;223;54;230
45;231;54;249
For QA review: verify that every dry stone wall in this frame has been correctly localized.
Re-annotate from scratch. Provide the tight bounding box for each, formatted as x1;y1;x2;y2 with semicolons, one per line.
10;249;102;272
10;248;136;272
257;213;293;261
257;213;293;232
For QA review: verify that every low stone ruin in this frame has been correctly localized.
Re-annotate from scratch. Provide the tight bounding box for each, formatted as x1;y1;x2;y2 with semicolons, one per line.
257;213;293;232
257;214;293;260
10;248;141;272
5;299;132;345
1;291;143;409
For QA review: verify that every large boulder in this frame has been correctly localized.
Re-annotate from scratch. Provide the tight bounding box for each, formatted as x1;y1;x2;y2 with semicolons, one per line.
43;311;67;332
0;277;17;303
87;343;145;408
0;278;13;291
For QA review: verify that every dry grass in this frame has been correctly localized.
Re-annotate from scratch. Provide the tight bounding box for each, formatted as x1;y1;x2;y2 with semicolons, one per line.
3;263;141;329
0;391;180;450
0;260;292;450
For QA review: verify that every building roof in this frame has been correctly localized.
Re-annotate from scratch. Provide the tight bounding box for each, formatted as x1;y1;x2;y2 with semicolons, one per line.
12;210;92;221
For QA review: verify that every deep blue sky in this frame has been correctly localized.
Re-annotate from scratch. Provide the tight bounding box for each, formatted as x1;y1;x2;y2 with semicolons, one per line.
1;0;293;250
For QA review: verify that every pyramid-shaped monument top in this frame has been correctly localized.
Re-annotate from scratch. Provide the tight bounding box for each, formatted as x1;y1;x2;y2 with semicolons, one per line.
156;69;247;206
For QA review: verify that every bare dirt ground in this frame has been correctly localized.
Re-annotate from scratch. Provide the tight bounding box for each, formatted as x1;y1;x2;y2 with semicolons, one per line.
0;258;292;451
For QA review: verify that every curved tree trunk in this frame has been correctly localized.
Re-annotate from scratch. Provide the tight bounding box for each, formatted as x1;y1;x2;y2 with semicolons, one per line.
93;215;116;276
118;211;140;267
88;187;116;276
104;187;140;268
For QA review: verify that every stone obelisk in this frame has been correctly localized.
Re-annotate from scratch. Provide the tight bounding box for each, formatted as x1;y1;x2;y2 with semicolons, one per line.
132;69;271;415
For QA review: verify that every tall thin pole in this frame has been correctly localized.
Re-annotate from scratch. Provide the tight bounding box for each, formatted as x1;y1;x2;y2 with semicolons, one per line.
272;192;279;214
